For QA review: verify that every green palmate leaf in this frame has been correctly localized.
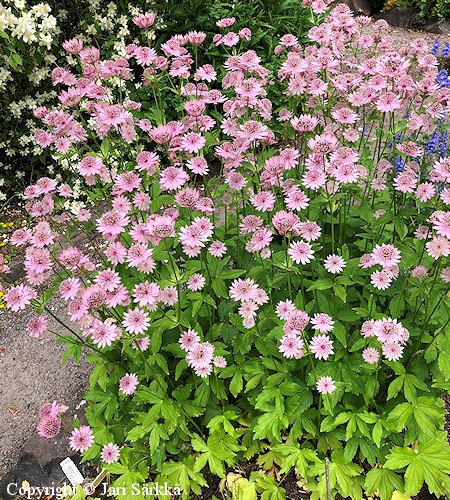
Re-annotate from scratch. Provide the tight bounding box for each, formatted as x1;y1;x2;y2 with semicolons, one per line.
364;468;404;500
162;457;208;499
438;351;450;380
389;294;405;317
333;284;347;303
333;321;347;347
229;371;243;397
307;278;334;291
385;438;450;497
272;444;320;479
192;435;235;477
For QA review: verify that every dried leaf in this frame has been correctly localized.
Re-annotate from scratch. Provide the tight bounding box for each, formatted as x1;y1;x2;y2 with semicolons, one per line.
8;408;20;418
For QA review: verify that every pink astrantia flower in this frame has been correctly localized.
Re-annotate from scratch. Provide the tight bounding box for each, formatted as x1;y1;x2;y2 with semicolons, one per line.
382;342;404;361
5;284;36;311
37;416;61;439
362;347;380;364
288;241;314;264
187;273;206;291
132;12;156;28
101;443;120;464
209;241;227;257
213;356;227;367
426;236;450;259
279;333;304;359
370;269;392;290
310;334;334;360
229;278;259;302
324;254;346;274
316;376;336;395
160;167;190;191
311;313;334;333
276;299;297;321
371;244;401;268
119;373;139;395
179;329;201;351
69;426;94;452
59;278;81;300
27;315;49;338
122;308;150;334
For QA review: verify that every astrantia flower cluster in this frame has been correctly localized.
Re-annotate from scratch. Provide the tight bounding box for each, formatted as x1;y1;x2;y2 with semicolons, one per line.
5;5;450;498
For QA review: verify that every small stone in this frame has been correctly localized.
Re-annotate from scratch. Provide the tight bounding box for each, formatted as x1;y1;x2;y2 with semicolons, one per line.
375;7;418;29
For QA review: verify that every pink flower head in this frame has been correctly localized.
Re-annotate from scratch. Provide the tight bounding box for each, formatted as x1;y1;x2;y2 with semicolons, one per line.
324;254;346;274
226;172;247;191
426;236;450;260
288;241;314;265
298;221;321;241
132;12;156;28
91;320;121;348
186;156;209;175
133;282;160;308
180;132;206;154
179;329;201;351
27;315;49;338
248;228;273;252
5;284;36;311
216;17;236;27
362;347;380;364
316;376;336;395
122;308;150;334
370;269;393;290
373;318;404;343
411;265;428;279
187;31;207;46
119;373;139;395
187;273;206;291
136;151;159;175
311;313;334;333
250;191;276;212
69;426;94;452
310;334;334;360
209;241;227;257
160;167;190;191
382;342;404;361
186;341;215;371
284;309;310;335
97;210;130;240
37;416;61;439
276;299;296;321
285;188;310;211
213;356;227;367
279;333;304;359
371;244;401;268
229;278;259;302
272;211;299;235
62;38;83;54
101;443;120;464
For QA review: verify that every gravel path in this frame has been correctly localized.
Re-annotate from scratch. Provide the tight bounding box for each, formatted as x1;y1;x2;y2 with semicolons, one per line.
0;298;91;479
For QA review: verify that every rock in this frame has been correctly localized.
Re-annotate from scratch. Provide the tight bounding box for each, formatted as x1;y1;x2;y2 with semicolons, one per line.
423;18;450;35
0;453;54;500
375;7;418;29
352;0;371;16
2;258;26;283
330;0;371;15
22;434;72;470
0;400;88;500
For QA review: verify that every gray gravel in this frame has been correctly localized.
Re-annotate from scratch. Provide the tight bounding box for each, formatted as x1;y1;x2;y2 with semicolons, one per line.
0;298;91;479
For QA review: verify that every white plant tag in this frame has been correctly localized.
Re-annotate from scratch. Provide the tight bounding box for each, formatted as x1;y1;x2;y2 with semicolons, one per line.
60;457;84;488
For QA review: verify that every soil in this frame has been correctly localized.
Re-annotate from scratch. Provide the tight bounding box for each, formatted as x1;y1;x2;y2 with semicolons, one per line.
0;20;450;500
